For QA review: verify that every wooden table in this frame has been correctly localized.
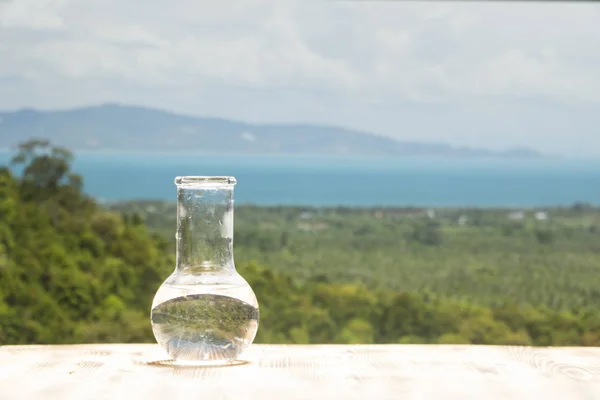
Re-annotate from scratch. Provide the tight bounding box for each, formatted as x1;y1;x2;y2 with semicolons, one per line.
1;344;600;399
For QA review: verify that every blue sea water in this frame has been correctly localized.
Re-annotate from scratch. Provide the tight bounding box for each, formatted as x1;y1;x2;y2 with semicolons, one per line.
2;150;600;207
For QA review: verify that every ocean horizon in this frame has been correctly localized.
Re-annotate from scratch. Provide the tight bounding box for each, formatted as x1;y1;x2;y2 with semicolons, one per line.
2;150;600;208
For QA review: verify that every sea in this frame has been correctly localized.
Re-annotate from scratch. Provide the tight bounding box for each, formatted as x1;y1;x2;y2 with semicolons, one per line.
2;150;600;208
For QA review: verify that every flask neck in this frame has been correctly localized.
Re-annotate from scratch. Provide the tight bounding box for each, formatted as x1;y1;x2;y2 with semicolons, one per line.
175;178;236;275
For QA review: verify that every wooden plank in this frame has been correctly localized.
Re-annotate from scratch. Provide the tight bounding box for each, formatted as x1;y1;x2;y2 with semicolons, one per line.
1;344;600;399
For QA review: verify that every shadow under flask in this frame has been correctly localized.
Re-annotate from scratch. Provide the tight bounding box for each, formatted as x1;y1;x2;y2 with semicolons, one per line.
151;176;259;364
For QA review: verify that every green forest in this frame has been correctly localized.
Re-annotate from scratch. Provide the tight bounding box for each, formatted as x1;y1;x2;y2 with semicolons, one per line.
2;140;600;347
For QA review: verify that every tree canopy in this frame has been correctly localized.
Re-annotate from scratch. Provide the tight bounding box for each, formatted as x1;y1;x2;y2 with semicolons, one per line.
2;140;600;347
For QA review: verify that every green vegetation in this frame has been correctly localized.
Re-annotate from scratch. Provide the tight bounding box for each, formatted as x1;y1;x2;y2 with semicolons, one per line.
113;200;600;311
2;140;600;347
0;140;171;343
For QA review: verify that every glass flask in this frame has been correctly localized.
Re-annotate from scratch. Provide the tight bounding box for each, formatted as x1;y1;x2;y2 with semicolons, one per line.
151;176;259;364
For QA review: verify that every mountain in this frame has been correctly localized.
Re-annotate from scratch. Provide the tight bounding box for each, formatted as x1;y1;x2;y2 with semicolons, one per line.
0;103;545;158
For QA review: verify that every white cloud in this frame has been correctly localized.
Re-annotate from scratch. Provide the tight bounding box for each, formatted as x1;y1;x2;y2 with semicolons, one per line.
0;0;66;30
1;0;600;155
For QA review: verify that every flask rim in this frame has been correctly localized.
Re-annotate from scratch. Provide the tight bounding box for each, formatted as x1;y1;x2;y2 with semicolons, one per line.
175;176;237;187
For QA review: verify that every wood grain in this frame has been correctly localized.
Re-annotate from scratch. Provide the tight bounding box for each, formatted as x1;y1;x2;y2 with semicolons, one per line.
1;344;600;399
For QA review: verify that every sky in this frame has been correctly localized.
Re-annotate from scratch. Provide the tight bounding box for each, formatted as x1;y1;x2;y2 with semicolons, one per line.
1;0;600;156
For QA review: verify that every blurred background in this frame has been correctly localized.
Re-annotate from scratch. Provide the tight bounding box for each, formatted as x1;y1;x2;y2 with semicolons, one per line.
2;0;600;346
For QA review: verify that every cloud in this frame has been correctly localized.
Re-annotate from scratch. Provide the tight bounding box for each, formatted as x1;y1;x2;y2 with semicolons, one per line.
0;0;66;30
3;1;360;90
1;0;600;155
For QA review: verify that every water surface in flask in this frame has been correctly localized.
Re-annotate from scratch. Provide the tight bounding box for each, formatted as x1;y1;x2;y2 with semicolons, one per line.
151;282;259;364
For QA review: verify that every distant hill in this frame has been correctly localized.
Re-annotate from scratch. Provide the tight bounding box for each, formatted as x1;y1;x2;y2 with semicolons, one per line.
0;103;545;158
